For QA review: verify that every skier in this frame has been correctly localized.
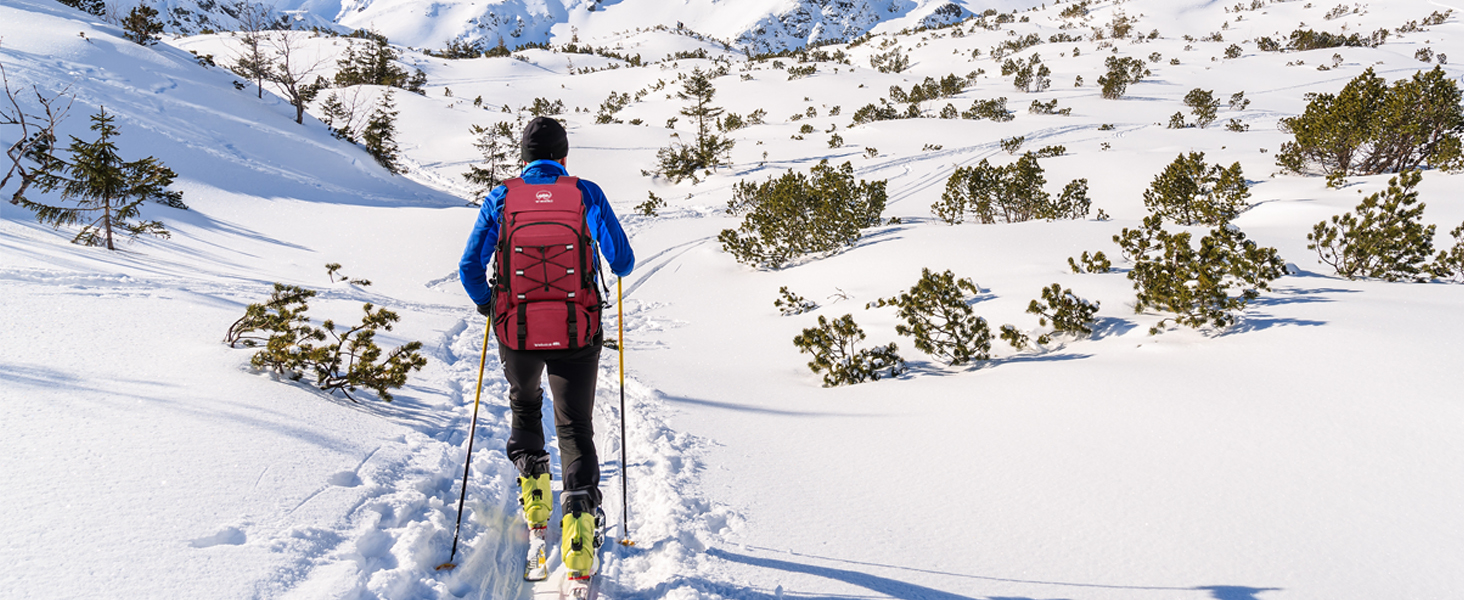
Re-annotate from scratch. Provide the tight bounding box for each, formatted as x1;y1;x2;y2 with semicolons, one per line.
458;116;634;579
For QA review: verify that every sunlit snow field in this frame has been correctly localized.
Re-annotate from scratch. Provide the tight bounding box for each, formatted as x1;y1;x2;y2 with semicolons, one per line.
3;0;1463;598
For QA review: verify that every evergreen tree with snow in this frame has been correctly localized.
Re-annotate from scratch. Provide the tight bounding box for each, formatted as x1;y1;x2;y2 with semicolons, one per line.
20;107;184;250
1183;88;1220;129
462;119;520;200
228;2;275;100
1308;169;1436;282
121;4;164;46
1142;152;1249;226
334;32;426;94
656;67;734;183
870;268;992;366
361;91;402;175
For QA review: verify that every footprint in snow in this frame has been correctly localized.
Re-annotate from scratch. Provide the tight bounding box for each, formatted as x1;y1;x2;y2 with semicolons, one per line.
329;470;362;487
189;526;246;548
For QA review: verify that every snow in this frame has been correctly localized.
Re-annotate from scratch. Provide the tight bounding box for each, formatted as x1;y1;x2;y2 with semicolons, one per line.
5;0;1464;599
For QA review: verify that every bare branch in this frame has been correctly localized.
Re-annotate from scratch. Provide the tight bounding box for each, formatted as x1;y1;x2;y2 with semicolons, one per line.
1;54;75;204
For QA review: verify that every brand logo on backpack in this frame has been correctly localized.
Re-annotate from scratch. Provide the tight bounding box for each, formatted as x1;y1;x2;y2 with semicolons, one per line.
493;177;602;352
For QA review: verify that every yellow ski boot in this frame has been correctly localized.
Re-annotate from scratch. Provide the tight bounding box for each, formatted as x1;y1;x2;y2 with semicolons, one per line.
517;473;552;528
560;492;603;578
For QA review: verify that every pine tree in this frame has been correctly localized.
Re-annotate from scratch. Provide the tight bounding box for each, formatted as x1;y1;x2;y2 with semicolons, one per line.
870;268;991;366
361;91;401;175
229;2;274;100
1184;88;1220;128
1026;283;1100;337
1098;56;1149;99
121;4;164;46
656;67;734;183
792;314;906;386
462;119;521;201
718;160;886;269
1115;216;1286;332
1278;67;1464;177
334;34;425;93
1308;169;1436;281
1142;152;1250;226
318;92;357;142
19;108;183;250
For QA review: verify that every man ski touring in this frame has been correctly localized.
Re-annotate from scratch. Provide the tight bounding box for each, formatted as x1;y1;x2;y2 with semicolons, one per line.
458;116;634;580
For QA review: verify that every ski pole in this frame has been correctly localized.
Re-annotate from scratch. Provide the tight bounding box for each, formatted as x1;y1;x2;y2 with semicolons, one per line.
436;318;494;571
618;278;634;547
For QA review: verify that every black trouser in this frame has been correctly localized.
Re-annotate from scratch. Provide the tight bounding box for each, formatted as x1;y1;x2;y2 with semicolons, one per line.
501;341;602;508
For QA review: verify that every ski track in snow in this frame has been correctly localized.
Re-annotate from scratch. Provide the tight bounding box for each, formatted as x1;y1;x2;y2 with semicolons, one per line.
0;260;730;598
283;304;739;599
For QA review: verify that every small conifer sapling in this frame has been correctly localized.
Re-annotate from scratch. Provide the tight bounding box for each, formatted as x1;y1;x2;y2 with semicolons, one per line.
1307;169;1436;281
869;268;991;366
774;286;817;316
1026;283;1100;337
19;107;183;250
792;314;906;387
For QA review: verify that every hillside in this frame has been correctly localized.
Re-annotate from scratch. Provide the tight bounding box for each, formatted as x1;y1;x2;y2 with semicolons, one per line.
4;0;1464;599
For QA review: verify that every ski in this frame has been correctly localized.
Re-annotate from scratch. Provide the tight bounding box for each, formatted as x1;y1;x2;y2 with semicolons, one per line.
564;552;600;600
524;525;549;581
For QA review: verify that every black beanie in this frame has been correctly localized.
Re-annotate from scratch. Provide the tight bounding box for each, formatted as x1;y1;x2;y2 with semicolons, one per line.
520;117;568;162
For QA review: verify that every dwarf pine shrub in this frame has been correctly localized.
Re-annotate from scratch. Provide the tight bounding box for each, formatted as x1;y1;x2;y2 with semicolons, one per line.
226;283;426;401
1098;56;1150;99
1277;67;1464;178
793;314;906;386
1143;152;1250;226
870;48;911;73
636;191;665;216
1434;221;1464;282
1026;283;1100;337
869;268;991;366
1068;250;1113;274
851;102;902;125
999;324;1040;349
1307;169;1436;281
961;98;1015;121
775;286;817;316
1001;54;1051;93
1184;88;1220;128
719;160;887;269
595;91;632;124
1115;216;1287;332
656;68;735;183
225;284;316;349
932;154;1090;225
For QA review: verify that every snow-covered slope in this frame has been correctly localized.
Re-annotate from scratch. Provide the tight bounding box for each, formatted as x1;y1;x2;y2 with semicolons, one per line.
6;0;1464;598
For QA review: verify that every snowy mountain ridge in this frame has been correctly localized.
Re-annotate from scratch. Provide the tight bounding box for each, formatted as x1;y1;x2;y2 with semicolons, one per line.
102;0;1039;52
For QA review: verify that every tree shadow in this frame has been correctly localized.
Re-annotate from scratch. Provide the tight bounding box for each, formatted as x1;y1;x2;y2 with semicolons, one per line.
704;547;984;600
1250;285;1357;307
662;393;881;418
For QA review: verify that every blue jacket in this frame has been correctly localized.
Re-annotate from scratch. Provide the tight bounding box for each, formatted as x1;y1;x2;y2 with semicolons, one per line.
459;160;635;306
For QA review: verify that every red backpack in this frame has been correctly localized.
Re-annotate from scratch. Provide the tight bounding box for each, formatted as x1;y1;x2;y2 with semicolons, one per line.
492;177;603;351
